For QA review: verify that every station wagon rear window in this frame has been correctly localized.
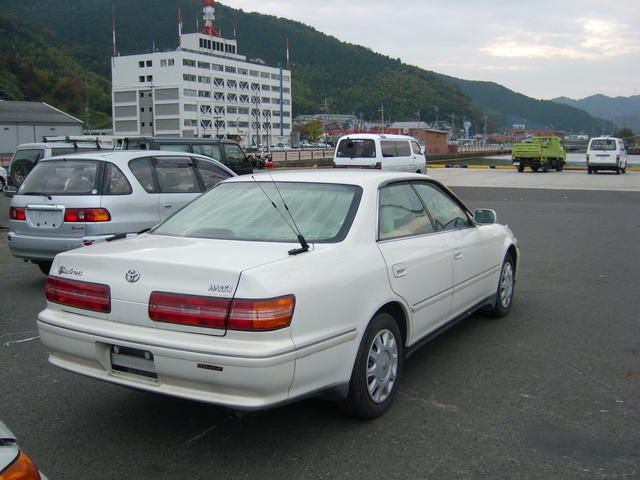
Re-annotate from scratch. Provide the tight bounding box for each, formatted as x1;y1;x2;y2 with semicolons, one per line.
153;182;362;243
19;160;100;195
336;139;376;158
590;139;616;151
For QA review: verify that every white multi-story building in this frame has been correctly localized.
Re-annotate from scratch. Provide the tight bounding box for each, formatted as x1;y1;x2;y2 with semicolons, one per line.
111;1;292;146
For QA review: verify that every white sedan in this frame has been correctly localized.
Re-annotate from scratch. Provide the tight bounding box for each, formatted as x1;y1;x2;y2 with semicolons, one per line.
37;170;519;419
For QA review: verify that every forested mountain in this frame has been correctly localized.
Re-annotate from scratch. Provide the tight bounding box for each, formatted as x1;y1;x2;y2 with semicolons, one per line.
553;94;640;132
443;76;612;135
1;0;608;133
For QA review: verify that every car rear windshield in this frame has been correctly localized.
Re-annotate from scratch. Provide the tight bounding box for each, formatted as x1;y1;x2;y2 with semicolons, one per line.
590;139;616;151
152;181;362;243
336;139;376;158
19;159;100;195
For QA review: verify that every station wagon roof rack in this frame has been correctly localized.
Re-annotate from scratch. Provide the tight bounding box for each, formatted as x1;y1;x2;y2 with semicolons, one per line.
41;135;112;150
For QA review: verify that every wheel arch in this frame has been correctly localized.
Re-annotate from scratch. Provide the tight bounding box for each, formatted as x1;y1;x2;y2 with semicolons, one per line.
374;301;410;348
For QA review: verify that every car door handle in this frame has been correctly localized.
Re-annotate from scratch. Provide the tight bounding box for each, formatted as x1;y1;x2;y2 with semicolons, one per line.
164;204;173;208
453;248;463;260
392;264;407;278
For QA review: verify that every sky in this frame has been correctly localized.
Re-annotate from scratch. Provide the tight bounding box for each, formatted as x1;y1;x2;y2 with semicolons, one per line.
228;0;640;100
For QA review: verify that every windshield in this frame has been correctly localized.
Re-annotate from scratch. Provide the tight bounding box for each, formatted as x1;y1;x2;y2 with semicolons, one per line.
19;159;100;195
336;139;376;159
152;181;362;243
590;139;616;151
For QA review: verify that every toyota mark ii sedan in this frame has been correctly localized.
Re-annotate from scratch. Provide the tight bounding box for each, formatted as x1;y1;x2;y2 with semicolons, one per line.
37;170;519;418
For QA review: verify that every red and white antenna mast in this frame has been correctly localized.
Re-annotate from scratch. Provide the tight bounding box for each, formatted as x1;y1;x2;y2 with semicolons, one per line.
202;0;220;37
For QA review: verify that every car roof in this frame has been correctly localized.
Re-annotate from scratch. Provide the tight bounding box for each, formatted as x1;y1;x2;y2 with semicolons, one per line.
36;150;236;175
14;142;104;149
226;169;432;188
121;136;238;144
336;134;416;141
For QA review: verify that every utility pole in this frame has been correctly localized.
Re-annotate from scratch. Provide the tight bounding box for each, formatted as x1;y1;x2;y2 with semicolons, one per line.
415;110;421;123
483;115;487;146
449;113;455;135
434;106;439;128
379;104;384;130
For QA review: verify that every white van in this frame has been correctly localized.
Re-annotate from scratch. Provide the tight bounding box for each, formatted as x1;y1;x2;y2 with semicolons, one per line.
333;134;426;173
586;137;627;174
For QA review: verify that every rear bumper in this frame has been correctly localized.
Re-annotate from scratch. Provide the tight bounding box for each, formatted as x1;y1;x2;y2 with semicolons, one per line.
37;308;297;409
7;231;115;261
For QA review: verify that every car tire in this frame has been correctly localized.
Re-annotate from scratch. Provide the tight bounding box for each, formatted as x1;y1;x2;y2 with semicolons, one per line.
341;312;402;419
616;167;621;175
587;168;592;174
35;262;53;275
622;167;626;174
542;163;549;173
416;169;422;174
484;254;515;318
517;165;524;173
10;160;33;187
556;163;564;172
531;165;540;172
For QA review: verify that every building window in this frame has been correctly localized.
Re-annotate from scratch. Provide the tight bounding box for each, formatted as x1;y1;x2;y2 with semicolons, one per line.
213;92;225;101
213;78;224;87
227;80;237;89
168;59;175;66
140;107;144;112
239;81;249;90
183;58;196;67
146;75;153;82
161;59;167;67
150;122;153;126
198;90;211;98
139;76;145;83
283;88;290;93
227;107;237;113
200;105;212;115
238;68;248;76
250;70;259;77
283;76;291;82
261;72;270;79
198;76;211;84
271;74;281;80
146;60;152;67
262;97;270;103
283;123;290;129
141;122;145;127
139;92;145;98
271;86;280;92
198;61;211;69
149;107;153;112
138;61;145;68
238;107;249;115
184;119;197;127
183;74;196;82
262;84;270;90
225;66;236;74
212;64;223;72
184;89;197;97
184;104;197;112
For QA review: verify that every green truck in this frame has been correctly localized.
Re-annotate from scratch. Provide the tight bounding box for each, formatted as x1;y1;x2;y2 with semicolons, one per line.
512;136;566;172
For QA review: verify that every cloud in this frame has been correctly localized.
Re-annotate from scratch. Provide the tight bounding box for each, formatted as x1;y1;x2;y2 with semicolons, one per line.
481;18;640;60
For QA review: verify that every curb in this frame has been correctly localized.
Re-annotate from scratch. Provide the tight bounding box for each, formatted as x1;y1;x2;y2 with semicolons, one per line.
427;164;640;172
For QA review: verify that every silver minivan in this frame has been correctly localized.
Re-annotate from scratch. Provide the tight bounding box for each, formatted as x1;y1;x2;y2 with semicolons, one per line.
8;151;235;273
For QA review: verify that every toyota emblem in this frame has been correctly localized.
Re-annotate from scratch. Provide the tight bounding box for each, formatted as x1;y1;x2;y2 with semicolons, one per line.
125;270;141;283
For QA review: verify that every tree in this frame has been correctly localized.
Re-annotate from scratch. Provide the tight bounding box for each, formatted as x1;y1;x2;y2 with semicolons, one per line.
306;119;324;142
614;127;635;147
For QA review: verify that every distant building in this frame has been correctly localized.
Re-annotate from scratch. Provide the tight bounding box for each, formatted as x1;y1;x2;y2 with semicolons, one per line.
111;0;292;146
0;100;83;154
389;121;449;154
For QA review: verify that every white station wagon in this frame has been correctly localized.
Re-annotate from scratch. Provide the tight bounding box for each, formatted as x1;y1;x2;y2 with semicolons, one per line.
37;170;519;418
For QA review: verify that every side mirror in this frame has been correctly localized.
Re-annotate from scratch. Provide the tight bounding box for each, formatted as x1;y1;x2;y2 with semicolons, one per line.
474;208;497;224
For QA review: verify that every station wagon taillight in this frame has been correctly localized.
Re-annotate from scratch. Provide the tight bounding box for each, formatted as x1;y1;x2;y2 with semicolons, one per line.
64;208;111;223
149;292;295;331
10;207;26;221
374;162;382;169
46;276;111;313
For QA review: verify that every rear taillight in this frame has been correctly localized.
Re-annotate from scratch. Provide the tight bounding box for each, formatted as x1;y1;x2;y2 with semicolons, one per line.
374;162;382;170
149;292;228;329
148;292;295;331
0;450;41;480
64;208;111;223
616;154;620;161
46;276;111;313
10;207;26;221
227;295;296;331
586;154;589;162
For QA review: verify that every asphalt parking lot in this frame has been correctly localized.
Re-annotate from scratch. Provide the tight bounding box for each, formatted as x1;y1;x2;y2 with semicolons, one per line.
1;174;639;479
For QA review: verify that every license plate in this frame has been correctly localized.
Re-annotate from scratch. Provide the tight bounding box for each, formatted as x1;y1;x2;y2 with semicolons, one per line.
110;345;157;379
27;209;64;229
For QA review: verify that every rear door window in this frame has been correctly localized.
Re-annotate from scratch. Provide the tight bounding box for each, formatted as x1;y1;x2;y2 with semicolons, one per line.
154;157;201;193
192;144;223;160
195;158;232;190
378;183;433;240
51;147;79;156
129;158;157;193
381;141;397;158
336;139;376;158
411;142;422;155
20;160;100;195
396;141;411;157
102;163;132;195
